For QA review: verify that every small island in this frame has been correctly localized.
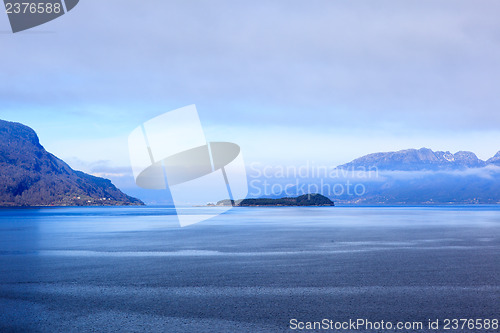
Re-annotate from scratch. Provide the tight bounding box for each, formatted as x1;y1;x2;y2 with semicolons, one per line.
213;193;334;207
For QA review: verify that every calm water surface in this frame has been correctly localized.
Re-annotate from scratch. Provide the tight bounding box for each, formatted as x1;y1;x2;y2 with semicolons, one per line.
0;206;498;332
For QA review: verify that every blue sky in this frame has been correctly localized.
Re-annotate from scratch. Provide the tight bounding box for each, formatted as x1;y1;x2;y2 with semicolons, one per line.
1;0;500;192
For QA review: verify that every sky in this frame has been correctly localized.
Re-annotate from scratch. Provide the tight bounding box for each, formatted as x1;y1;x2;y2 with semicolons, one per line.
1;0;500;194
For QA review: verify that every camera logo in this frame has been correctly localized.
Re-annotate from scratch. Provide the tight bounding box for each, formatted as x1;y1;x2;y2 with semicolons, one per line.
128;105;248;227
4;0;79;33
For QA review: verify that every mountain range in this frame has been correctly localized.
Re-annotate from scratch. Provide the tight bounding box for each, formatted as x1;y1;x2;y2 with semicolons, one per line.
0;120;143;207
1;118;498;206
338;147;500;171
334;148;500;204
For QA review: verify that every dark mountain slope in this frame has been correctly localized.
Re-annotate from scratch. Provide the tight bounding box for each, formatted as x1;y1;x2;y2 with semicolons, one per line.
0;119;143;206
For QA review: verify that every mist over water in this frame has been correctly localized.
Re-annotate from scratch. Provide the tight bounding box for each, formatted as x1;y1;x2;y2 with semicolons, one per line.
0;206;498;332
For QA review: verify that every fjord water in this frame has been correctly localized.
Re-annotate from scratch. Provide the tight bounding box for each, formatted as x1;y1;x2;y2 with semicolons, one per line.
0;206;498;332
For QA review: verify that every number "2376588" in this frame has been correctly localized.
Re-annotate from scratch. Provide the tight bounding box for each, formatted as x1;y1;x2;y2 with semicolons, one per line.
5;2;62;14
